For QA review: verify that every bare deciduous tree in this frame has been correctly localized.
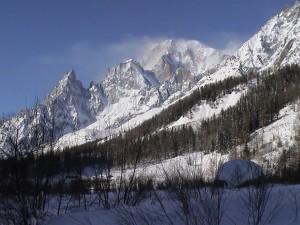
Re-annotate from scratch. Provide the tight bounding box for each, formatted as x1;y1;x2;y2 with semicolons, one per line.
239;181;283;225
0;100;63;224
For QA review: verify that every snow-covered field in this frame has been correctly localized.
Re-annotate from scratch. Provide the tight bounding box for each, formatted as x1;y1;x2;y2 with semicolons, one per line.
45;184;300;225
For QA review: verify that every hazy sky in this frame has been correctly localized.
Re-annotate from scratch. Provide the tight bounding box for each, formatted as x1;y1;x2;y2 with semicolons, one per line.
0;0;296;114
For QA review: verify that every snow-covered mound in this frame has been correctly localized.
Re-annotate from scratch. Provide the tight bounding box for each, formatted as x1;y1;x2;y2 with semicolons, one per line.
215;159;263;188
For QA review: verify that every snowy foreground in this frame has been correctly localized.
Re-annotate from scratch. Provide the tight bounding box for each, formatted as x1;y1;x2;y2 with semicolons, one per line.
45;184;300;225
43;102;300;225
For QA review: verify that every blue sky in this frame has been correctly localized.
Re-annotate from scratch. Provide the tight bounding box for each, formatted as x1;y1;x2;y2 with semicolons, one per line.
0;0;296;115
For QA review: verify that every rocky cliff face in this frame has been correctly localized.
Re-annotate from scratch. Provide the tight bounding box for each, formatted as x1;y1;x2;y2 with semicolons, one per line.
101;59;160;104
42;70;107;133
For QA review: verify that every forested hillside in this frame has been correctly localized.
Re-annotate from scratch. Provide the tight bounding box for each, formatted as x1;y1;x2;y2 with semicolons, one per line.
63;64;300;166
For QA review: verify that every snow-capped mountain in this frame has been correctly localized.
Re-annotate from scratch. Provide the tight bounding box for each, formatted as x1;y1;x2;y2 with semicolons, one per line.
0;38;224;149
0;70;107;152
1;2;300;150
141;39;224;82
142;39;225;100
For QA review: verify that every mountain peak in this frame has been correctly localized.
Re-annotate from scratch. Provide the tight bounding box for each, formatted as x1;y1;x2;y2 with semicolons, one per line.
59;70;81;88
46;70;84;103
149;39;208;54
89;81;97;88
124;58;134;64
141;38;223;75
62;69;76;81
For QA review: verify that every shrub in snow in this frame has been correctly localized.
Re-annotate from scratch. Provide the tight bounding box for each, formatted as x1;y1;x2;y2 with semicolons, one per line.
214;159;263;188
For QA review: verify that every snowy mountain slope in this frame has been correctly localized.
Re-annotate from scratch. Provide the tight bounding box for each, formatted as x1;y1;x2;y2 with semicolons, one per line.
55;83;247;149
209;1;300;82
246;102;300;169
168;86;248;129
0;37;225;150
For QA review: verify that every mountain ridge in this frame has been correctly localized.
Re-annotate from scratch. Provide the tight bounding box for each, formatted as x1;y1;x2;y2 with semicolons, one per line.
209;1;300;82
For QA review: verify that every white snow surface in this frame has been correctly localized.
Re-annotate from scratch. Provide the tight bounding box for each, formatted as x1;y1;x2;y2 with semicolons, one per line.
169;87;246;129
45;184;300;225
